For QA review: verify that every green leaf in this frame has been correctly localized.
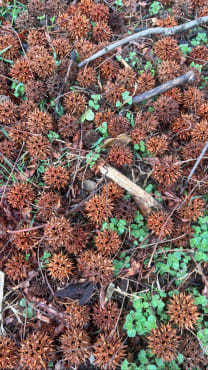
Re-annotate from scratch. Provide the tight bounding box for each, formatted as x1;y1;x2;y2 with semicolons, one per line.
19;298;26;308
85;108;94;121
177;353;184;364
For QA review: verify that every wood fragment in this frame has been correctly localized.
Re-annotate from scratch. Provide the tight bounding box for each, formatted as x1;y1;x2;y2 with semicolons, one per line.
132;71;194;105
99;165;162;215
0;271;5;334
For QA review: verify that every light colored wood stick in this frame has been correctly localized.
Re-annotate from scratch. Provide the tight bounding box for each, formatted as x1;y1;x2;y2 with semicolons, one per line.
100;165;162;215
0;271;5;334
78;16;208;67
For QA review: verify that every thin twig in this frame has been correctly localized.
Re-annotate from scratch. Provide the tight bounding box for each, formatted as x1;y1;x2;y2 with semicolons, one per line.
132;71;194;104
180;141;208;194
78;16;208;67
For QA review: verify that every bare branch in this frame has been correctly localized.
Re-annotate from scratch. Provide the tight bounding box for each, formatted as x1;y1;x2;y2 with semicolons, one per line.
78;16;208;67
132;71;194;105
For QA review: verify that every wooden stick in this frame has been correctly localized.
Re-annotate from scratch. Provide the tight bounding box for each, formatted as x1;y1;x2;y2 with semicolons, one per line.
78;16;208;67
100;165;162;215
0;271;5;334
132;71;194;105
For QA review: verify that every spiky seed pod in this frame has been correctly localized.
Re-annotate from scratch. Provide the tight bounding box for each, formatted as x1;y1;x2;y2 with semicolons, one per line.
146;134;169;156
7;182;35;209
36;191;61;220
152;155;181;186
172;0;193;18
95;110;114;128
64;302;91;329
159;0;173;6
77;66;97;88
157;60;181;83
147;211;173;238
0;100;18;124
112;199;137;223
15;10;37;31
0;32;19;59
101;182;124;200
108;116;131;137
86;194;114;224
199;6;208;17
65;225;89;254
57;12;72;31
135;112;159;133
46;0;68;17
162;87;183;105
77;0;94;16
116;68;137;92
47;252;73;281
43;165;69;190
0;140;17;163
191;0;207;10
183;87;205;110
177;196;205;222
189;45;208;64
153;96;179;124
94;332;127;369
182;140;205;162
197;102;208;119
60;328;91;366
27;46;57;79
10;57;32;83
108;143;133;167
171;113;195;140
167;293;200;329
93;22;111;43
8;121;29;145
78;250;114;285
95;229;121;256
180;333;208;369
4;253;31;281
58;113;78;139
18;100;38;120
27;29;47;46
27;109;53;134
27;0;46;16
64;92;87;116
104;81;126;105
154;37;181;62
154;15;177;28
136;72;155;94
25;79;46;103
44;215;73;249
20;332;53;370
74;39;95;60
131;126;146;145
68;13;90;39
100;60;120;81
147;323;179;362
90;3;109;22
191;119;208;142
12;227;39;251
93;301;120;332
0;336;19;369
51;38;72;59
173;222;193;247
26;135;51;160
0;75;8;95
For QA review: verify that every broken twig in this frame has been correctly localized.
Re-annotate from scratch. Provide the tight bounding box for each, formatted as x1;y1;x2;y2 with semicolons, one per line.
78;16;208;67
100;165;162;215
132;71;194;104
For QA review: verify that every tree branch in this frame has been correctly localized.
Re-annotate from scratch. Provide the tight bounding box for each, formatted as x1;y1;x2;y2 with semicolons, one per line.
132;70;194;105
78;16;208;68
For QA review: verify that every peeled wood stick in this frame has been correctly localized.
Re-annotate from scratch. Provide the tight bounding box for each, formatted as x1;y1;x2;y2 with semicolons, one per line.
78;16;208;67
0;271;5;334
132;70;194;104
100;165;162;216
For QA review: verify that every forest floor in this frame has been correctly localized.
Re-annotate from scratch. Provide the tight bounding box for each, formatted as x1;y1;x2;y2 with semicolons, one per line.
0;0;208;369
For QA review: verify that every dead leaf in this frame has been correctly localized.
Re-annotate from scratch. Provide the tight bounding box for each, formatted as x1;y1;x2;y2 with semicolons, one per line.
55;280;94;305
126;260;141;277
101;134;131;149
